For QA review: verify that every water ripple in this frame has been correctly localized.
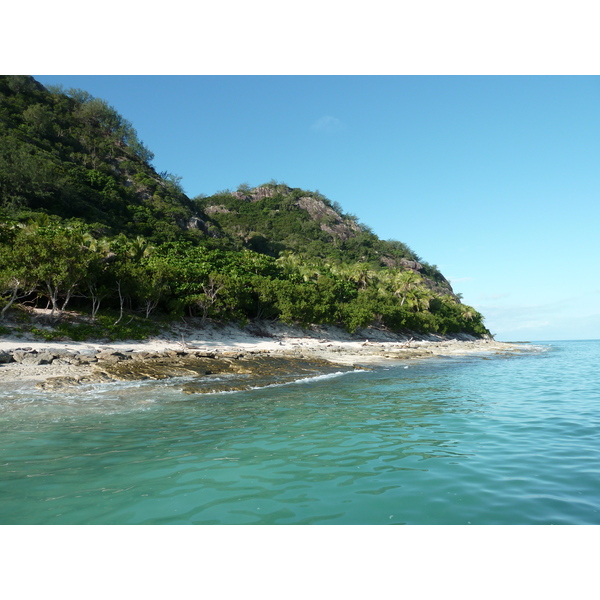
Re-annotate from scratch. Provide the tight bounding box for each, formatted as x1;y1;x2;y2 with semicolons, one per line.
1;341;599;523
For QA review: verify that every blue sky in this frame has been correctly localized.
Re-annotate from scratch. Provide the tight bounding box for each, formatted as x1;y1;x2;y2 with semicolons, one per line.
33;75;600;341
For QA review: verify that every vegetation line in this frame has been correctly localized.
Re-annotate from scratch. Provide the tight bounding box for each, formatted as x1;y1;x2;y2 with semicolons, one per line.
0;76;489;340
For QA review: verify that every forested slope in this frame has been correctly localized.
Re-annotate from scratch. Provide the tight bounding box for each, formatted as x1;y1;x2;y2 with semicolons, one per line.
0;75;490;338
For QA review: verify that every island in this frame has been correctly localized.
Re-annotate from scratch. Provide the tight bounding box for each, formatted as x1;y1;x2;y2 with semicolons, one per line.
0;75;510;392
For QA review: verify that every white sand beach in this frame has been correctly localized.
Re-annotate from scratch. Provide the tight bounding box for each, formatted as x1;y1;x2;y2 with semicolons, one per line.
0;320;524;386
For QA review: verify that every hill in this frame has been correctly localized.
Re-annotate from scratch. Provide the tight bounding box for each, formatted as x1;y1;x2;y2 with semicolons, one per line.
196;183;455;297
0;75;490;339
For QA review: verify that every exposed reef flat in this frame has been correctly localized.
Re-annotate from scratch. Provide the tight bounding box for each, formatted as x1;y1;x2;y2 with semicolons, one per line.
0;321;525;394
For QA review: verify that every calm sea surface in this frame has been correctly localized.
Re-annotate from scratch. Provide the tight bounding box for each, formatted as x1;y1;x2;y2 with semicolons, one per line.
1;340;599;525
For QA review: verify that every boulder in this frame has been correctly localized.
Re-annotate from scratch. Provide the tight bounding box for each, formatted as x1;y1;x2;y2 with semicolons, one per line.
399;259;423;271
20;352;55;365
51;358;72;366
12;350;31;363
0;350;13;364
69;354;98;365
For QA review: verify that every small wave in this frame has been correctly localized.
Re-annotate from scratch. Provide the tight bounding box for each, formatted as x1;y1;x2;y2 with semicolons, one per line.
181;368;365;396
504;343;553;356
89;375;202;394
294;369;364;385
529;344;553;353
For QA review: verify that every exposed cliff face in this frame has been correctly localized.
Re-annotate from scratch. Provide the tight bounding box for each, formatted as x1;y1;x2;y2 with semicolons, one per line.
204;205;231;214
231;185;284;202
295;196;361;242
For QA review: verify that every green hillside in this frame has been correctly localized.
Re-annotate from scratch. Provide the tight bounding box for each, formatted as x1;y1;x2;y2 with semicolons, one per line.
0;75;490;338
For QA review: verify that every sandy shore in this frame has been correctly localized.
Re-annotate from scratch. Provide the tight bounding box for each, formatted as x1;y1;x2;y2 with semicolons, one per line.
0;321;526;387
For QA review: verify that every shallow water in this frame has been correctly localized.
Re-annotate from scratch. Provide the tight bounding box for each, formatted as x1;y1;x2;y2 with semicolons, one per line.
1;340;599;524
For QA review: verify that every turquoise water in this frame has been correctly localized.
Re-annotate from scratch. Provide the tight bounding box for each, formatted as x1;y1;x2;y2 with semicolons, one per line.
1;340;599;524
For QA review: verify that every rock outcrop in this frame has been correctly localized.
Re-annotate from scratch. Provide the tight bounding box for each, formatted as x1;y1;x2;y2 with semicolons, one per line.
295;196;361;242
32;348;352;393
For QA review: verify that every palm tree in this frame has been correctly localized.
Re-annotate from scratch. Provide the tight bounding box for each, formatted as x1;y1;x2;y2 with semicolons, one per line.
391;269;423;306
127;236;155;261
276;252;323;282
409;286;432;312
460;306;477;321
346;262;376;289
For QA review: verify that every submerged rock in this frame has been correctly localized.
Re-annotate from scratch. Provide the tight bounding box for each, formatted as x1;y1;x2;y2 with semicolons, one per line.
179;355;352;395
38;376;82;390
37;371;116;390
34;351;354;394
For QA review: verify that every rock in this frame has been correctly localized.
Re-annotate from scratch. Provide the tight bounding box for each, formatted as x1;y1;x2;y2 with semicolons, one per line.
51;358;71;366
247;186;282;202
220;351;244;359
30;347;358;394
399;259;423;271
72;355;98;365
182;216;206;230
0;350;13;363
204;204;232;214
295;196;360;241
12;350;31;363
35;371;116;389
230;191;250;201
191;351;216;359
180;354;351;395
96;355;123;365
76;372;115;385
96;350;129;360
20;352;55;366
37;377;81;390
52;349;77;358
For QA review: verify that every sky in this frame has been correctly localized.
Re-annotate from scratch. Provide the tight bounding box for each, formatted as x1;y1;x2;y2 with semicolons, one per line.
31;75;599;341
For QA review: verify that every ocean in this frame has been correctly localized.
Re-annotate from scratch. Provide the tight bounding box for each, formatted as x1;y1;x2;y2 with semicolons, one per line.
1;339;599;525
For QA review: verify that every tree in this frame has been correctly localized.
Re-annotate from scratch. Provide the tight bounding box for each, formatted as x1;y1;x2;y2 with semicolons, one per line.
29;225;95;316
389;269;423;307
80;234;114;319
0;223;95;318
0;227;37;319
194;276;225;325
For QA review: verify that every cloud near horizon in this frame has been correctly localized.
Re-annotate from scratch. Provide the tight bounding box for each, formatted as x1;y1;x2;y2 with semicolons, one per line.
310;115;346;133
473;294;600;341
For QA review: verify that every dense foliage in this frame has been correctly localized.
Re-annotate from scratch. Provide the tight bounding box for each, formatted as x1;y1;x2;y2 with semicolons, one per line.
0;76;490;338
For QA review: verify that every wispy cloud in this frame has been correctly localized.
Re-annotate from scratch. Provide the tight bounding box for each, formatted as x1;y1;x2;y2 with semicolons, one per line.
477;292;510;301
473;295;600;340
310;115;346;133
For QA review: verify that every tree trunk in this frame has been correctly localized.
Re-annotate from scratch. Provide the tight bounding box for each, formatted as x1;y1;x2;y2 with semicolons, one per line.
0;286;19;320
113;280;125;326
46;282;60;318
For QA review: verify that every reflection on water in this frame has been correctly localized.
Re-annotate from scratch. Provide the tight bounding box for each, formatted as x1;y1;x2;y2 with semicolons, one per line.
1;342;599;524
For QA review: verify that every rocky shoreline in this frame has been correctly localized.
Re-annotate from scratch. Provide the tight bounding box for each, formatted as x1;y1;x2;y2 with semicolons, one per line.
0;323;526;394
0;346;354;393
